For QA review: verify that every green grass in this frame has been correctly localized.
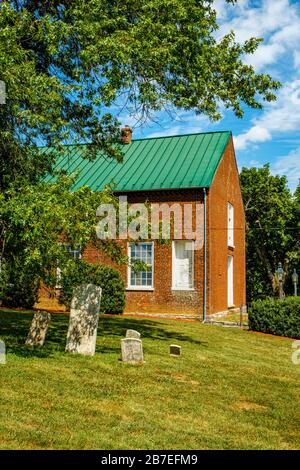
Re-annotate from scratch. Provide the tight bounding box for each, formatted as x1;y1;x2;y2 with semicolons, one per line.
217;312;249;325
0;309;299;450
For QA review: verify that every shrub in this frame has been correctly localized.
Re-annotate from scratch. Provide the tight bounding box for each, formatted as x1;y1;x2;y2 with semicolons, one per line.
2;262;40;309
248;297;300;339
59;259;125;314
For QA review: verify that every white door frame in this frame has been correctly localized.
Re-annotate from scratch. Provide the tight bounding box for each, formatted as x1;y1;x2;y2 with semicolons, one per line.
227;255;234;307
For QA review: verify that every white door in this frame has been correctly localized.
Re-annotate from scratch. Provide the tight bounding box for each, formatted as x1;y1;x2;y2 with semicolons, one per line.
172;241;194;289
227;256;234;306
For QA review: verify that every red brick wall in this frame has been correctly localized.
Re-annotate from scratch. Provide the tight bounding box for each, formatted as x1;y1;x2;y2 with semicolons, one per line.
35;285;66;312
206;137;246;315
84;190;204;317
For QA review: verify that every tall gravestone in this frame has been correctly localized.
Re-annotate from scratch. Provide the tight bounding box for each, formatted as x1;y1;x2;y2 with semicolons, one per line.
65;283;102;356
25;311;51;347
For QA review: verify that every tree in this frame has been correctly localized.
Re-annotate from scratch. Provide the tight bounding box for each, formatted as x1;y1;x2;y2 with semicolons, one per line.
0;177;126;307
240;165;299;301
0;0;280;190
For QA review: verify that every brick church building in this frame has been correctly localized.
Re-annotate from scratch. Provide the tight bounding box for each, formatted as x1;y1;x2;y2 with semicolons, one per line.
38;129;246;320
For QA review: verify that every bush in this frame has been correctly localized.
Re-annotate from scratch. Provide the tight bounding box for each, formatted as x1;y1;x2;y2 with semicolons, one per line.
248;297;300;339
2;264;40;309
59;259;125;314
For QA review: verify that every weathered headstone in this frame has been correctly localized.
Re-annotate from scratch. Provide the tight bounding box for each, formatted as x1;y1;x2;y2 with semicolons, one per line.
25;311;51;347
0;340;6;364
121;338;144;364
125;329;141;339
170;344;181;356
65;283;102;356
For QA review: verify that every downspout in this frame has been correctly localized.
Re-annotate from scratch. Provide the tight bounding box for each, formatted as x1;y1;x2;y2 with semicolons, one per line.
203;187;207;322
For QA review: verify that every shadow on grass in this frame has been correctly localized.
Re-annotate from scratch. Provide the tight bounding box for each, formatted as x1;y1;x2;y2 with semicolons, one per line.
99;315;204;347
0;309;205;359
0;309;68;358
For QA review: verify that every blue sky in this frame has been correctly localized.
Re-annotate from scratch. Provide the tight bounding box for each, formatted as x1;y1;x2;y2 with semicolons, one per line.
119;0;300;192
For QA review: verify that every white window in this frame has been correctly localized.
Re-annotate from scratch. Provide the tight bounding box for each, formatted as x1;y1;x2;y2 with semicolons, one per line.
228;202;234;247
128;242;154;289
172;240;194;290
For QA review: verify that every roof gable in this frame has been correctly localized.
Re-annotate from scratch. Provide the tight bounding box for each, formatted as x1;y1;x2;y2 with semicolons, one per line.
43;131;231;192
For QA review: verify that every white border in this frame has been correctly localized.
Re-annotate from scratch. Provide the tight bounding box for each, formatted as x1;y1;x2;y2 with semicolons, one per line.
171;240;195;291
228;202;234;248
127;241;154;291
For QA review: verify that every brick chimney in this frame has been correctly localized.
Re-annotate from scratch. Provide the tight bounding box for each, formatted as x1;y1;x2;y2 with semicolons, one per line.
121;125;132;144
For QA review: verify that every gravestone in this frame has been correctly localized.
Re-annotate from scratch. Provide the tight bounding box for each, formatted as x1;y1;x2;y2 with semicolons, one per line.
65;283;102;356
121;338;144;364
25;311;51;347
125;329;141;339
170;344;181;356
0;340;5;364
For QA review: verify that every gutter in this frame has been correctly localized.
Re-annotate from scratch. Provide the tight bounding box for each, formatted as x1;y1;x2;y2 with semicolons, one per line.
203;187;207;322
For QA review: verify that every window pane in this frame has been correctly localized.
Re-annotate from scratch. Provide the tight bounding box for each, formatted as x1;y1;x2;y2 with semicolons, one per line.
129;243;153;287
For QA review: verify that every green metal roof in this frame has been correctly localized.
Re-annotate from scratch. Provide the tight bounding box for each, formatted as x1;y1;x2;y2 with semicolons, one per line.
43;131;231;192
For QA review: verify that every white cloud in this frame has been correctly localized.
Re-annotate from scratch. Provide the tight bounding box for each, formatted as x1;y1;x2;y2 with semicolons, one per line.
243;44;284;71
256;80;300;132
270;21;300;48
293;51;300;70
217;0;295;42
234;126;271;150
216;0;300;71
234;80;300;149
271;148;300;192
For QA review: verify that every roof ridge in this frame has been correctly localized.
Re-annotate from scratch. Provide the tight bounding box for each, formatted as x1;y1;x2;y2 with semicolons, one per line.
128;130;231;142
38;130;231;148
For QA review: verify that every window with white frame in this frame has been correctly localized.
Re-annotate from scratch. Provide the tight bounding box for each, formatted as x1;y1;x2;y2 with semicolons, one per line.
128;242;153;289
172;240;194;290
228;202;234;247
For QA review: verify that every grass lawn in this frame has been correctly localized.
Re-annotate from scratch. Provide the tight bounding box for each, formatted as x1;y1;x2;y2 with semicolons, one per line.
0;309;299;450
219;312;248;325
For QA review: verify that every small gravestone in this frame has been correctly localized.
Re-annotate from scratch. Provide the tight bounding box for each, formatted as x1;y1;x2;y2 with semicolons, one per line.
25;311;51;347
65;283;102;356
121;338;144;364
125;329;141;339
0;340;6;364
170;344;181;357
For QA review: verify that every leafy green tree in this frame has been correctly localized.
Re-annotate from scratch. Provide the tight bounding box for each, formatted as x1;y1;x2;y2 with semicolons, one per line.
286;182;300;294
0;177;126;307
0;0;280;190
240;165;299;301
